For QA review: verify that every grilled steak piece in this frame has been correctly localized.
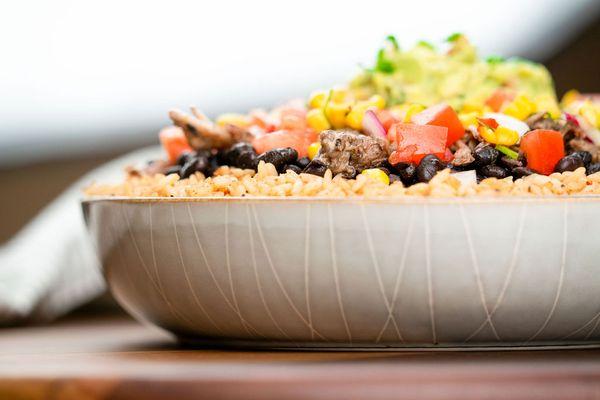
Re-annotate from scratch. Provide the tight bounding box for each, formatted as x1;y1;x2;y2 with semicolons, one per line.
315;129;388;178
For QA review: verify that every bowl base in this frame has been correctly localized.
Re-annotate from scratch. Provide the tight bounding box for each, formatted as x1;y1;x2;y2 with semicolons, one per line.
175;336;600;351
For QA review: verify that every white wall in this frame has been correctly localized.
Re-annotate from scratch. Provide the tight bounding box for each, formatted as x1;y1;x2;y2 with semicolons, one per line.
0;0;598;166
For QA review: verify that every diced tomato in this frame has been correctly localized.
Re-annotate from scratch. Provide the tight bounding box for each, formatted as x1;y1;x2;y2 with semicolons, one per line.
375;109;399;132
159;126;192;163
485;89;515;112
388;123;448;165
443;148;454;163
388;145;418;164
519;129;565;175
252;129;318;158
411;103;464;146
279;108;308;131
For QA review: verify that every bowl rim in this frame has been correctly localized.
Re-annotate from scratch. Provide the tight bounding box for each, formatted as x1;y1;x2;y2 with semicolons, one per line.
81;194;600;206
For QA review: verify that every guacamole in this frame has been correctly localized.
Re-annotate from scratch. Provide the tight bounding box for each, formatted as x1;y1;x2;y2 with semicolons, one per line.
349;34;557;111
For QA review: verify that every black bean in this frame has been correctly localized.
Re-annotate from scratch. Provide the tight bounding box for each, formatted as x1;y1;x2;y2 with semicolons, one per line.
164;165;181;176
303;159;328;177
196;149;213;159
389;174;402;184
479;164;509;179
196;155;210;172
180;157;198;178
237;151;258;170
586;163;600;175
424;154;445;168
416;155;445;183
571;151;592;167
498;155;524;169
176;150;194;166
215;149;228;165
204;156;221;177
397;163;417;185
511;167;535;179
473;144;499;167
295;157;310;169
224;142;255;166
180;156;210;179
257;147;298;172
283;164;302;174
554;155;584;173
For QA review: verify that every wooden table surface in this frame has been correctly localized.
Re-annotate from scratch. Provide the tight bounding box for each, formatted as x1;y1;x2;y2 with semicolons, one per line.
2;312;600;400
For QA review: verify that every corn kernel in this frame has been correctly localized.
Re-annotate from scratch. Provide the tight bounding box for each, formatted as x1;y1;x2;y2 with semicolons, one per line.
561;89;580;107
367;94;386;110
308;91;327;109
331;87;350;103
404;103;426;122
306;108;331;132
503;94;536;120
479;125;519;146
361;168;390;185
494;126;520;146
461;101;485;114
216;113;250;127
325;102;351;129
482;105;493;114
458;112;478;128
479;126;496;143
345;103;369;130
307;142;321;160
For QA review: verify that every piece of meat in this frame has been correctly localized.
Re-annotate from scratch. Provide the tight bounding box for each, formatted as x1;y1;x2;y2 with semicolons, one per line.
224;123;254;143
315;129;389;178
451;146;475;167
526;112;562;131
451;128;479;150
526;112;585;140
569;139;600;163
169;108;234;150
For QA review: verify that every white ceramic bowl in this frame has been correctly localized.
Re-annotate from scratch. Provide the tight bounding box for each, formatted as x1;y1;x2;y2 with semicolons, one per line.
83;197;600;349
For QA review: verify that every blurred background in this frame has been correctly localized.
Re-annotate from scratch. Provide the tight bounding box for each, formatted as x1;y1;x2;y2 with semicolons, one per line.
0;0;599;244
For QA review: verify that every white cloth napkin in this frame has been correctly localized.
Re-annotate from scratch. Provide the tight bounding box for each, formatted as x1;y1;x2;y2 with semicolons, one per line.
0;146;162;324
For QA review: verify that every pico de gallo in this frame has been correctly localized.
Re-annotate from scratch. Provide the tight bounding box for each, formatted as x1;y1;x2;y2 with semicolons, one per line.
149;34;600;187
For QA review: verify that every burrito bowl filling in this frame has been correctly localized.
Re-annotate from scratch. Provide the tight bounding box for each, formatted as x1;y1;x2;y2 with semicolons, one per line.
86;34;600;198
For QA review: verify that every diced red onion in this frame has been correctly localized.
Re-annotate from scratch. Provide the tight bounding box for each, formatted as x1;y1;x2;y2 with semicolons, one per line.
564;112;580;127
362;109;387;139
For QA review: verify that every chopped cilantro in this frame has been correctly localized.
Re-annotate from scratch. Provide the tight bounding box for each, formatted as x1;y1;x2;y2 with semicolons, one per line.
385;35;399;50
417;40;435;50
486;55;505;64
446;32;463;42
375;48;395;73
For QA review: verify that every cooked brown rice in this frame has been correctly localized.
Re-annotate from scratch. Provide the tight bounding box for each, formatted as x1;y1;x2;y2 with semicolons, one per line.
85;162;600;198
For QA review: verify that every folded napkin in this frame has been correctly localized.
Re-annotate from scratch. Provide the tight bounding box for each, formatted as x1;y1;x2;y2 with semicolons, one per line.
0;146;161;324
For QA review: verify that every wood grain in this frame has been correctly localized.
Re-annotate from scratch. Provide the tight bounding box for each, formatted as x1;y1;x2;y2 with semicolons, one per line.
2;313;600;400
